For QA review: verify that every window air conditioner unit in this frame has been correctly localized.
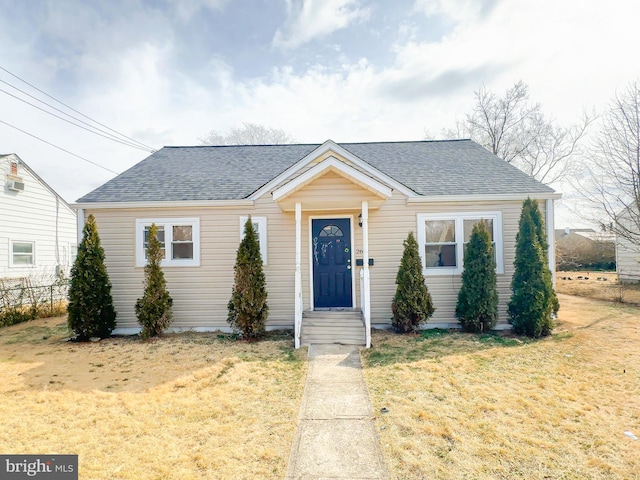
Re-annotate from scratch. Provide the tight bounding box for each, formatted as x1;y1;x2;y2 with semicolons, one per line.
7;179;25;192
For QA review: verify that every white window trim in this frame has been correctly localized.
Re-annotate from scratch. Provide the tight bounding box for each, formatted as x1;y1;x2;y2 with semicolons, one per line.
239;216;267;264
10;240;36;267
136;218;200;267
417;212;504;276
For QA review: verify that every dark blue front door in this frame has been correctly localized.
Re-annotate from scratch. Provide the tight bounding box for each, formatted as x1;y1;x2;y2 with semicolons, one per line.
312;218;353;308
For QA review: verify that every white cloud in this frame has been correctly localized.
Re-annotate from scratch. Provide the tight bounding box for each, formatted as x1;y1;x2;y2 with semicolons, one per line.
273;0;371;49
173;0;229;21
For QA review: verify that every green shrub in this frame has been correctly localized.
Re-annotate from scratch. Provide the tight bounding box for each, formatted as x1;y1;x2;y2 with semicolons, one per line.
508;198;556;337
67;214;117;340
392;231;435;333
456;221;499;332
227;217;269;339
135;223;173;338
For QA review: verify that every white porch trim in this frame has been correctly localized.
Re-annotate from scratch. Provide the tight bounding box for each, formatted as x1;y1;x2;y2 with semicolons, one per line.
546;198;556;287
272;156;392;203
294;202;303;349
361;200;371;348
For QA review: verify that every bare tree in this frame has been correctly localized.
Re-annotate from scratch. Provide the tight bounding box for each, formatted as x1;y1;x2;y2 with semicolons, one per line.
445;81;593;185
199;122;295;145
577;80;640;247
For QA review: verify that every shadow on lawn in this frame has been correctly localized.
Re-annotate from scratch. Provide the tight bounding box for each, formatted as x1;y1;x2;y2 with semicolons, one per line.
362;328;555;367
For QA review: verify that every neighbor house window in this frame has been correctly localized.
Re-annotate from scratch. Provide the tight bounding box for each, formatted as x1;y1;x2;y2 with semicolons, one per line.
11;241;35;266
136;218;200;267
417;212;503;275
240;216;267;264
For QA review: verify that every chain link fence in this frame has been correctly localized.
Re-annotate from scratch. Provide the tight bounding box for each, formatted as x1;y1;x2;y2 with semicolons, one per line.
0;277;69;327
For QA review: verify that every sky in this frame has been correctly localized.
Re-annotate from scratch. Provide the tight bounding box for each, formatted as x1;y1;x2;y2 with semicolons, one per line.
1;0;639;227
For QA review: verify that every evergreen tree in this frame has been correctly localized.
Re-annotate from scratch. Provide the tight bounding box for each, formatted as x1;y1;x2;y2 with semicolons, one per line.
135;223;173;338
456;221;499;332
526;199;560;315
508;199;556;337
67;214;116;339
392;231;435;333
227;217;268;339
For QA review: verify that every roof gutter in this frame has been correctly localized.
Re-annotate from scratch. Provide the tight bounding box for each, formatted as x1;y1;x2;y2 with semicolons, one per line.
406;192;562;203
72;199;255;210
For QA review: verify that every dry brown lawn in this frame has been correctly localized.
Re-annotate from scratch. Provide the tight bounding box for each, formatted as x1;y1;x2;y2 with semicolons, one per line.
362;294;640;480
0;318;307;479
556;271;640;304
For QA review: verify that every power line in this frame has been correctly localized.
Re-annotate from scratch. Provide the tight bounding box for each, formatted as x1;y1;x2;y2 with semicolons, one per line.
0;78;154;152
0;65;156;151
0;119;120;175
0;87;154;152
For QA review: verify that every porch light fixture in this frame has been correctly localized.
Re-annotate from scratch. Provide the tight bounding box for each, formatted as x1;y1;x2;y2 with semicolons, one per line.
358;213;363;227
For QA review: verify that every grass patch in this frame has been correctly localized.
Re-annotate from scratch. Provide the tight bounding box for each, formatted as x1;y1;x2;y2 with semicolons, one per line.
557;271;640;304
0;316;307;479
362;294;640;480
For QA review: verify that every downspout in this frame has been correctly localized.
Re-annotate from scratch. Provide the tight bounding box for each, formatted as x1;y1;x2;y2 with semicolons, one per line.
546;199;556;287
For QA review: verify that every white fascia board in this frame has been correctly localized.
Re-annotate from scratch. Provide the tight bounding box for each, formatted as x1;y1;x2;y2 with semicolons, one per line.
250;139;415;200
406;192;562;203
72;199;255;210
272;157;392;202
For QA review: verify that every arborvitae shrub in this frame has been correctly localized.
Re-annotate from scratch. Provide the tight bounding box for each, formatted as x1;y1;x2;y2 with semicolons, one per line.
456;221;499;332
527;199;560;315
67;214;116;339
508;199;555;337
227;217;268;339
392;231;435;333
135;223;173;338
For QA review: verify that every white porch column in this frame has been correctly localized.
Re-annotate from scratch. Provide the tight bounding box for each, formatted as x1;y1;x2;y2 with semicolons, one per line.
361;200;371;348
294;202;303;348
546;199;556;288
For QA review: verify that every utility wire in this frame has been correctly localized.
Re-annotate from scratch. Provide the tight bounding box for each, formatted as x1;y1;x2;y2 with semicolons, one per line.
0;65;155;151
0;119;120;175
0;78;154;152
0;87;153;152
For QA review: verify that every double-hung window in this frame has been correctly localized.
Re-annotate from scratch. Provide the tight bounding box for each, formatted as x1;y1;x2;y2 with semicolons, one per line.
239;216;267;264
11;241;35;266
417;212;503;275
136;218;200;267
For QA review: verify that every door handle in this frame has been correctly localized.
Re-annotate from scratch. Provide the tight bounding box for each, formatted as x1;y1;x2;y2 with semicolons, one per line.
347;265;351;270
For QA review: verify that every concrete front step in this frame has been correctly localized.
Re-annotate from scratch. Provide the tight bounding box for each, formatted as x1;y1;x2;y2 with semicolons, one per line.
300;310;366;346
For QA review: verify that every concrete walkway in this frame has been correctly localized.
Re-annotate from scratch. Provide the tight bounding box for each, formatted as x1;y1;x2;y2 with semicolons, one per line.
285;344;390;480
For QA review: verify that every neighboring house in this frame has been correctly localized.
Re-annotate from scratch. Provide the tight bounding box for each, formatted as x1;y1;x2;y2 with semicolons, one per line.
555;228;616;271
0;154;77;284
73;140;560;347
615;208;640;283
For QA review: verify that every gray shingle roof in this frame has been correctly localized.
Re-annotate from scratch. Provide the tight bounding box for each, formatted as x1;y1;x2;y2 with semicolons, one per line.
76;140;554;203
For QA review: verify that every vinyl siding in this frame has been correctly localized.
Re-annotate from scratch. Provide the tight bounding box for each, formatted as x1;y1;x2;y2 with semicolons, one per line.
616;214;640;283
0;156;77;281
88;189;544;331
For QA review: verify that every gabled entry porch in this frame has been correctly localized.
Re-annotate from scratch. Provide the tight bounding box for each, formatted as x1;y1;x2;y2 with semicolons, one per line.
271;152;393;348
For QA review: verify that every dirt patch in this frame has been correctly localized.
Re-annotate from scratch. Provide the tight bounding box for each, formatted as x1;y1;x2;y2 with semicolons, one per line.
0;316;307;479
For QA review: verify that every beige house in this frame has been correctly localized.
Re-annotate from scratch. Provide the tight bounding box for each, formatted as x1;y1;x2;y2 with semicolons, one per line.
73;140;560;347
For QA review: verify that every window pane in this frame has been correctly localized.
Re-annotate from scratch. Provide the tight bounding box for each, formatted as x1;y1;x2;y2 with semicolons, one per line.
12;242;33;254
320;225;344;237
425;244;457;267
172;242;193;259
463;219;493;242
144;226;166;259
13;254;33;265
173;225;192;241
426;220;455;243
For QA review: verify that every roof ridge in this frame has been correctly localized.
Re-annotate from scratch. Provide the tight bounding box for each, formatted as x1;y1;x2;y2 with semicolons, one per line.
160;139;473;149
